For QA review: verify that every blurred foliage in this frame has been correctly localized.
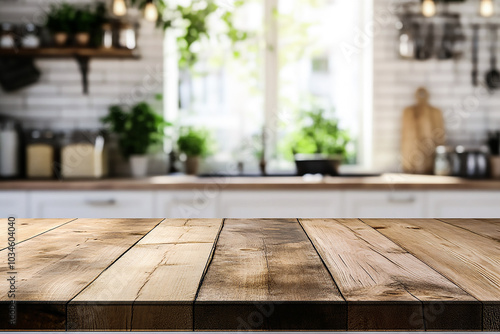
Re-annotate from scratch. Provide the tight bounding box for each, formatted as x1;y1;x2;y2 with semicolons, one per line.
177;127;213;157
280;107;351;161
45;2;106;34
101;102;171;158
131;0;248;68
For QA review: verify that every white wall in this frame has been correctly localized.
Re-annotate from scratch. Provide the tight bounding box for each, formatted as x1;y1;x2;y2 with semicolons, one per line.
373;0;500;171
0;0;164;130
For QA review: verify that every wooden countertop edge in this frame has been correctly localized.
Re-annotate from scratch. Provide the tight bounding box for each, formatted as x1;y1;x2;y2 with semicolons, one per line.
1;174;500;191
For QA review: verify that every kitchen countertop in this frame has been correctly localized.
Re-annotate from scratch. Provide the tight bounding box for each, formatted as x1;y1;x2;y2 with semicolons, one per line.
1;173;500;190
1;218;498;331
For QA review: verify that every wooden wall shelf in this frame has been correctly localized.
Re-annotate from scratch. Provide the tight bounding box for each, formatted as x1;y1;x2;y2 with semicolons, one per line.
0;47;140;94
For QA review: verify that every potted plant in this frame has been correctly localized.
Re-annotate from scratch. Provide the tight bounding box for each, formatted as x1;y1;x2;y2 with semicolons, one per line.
284;108;351;176
101;102;171;178
74;8;95;46
45;3;76;46
177;127;211;175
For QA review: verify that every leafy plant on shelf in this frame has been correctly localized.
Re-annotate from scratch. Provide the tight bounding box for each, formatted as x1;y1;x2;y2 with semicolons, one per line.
281;108;352;161
74;3;106;32
101;102;171;158
131;0;248;68
45;3;77;33
177;127;212;158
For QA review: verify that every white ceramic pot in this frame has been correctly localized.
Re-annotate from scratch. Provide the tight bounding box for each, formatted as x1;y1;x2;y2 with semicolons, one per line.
130;155;149;178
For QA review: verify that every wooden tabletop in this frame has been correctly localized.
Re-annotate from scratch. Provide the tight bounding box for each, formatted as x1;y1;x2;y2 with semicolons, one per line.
2;174;500;191
1;218;499;331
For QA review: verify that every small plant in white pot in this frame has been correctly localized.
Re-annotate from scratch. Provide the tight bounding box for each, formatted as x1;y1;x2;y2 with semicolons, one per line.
177;127;212;175
101;102;171;178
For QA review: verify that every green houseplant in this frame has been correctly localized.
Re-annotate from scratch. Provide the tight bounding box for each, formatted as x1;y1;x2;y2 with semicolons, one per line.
101;102;171;177
284;108;351;176
45;3;77;46
74;4;105;46
177;127;211;175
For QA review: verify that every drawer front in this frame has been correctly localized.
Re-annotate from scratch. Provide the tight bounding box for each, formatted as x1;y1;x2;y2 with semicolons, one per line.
29;191;154;218
0;191;29;218
219;191;343;219
344;191;426;218
428;191;500;218
155;191;218;219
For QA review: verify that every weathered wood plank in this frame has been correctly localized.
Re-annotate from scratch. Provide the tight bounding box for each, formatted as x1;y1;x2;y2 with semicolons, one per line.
68;219;223;331
0;218;162;331
195;218;346;331
362;218;500;331
300;218;480;331
441;219;500;242
0;218;76;250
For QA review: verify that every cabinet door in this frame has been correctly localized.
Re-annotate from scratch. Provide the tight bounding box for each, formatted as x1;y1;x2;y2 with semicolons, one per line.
344;191;426;218
155;191;218;218
30;191;154;218
0;191;28;218
427;191;500;218
219;191;343;218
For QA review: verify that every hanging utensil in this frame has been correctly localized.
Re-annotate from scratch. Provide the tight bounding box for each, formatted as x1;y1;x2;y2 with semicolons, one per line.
438;23;454;60
486;24;500;90
472;24;480;86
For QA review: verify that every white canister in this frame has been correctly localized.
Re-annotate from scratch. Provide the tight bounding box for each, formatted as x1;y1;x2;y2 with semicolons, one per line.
0;121;19;178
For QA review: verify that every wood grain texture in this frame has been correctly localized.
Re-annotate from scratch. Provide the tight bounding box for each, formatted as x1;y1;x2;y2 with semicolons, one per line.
300;218;480;331
195;218;346;331
0;218;75;250
0;218;161;330
68;219;223;331
441;219;500;242
363;218;500;331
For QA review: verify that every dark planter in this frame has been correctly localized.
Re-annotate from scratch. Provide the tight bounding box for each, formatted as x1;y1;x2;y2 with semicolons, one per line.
294;154;341;176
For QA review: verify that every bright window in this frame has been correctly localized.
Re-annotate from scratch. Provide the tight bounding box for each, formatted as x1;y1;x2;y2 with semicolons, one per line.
164;0;373;173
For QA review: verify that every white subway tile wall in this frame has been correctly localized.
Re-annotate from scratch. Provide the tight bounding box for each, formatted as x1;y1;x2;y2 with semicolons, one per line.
373;0;500;171
0;0;164;130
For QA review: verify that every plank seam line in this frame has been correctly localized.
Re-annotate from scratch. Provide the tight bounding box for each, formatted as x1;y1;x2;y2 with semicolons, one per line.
64;218;166;330
0;218;78;252
437;218;500;243
192;218;225;331
358;218;482;302
296;218;347;304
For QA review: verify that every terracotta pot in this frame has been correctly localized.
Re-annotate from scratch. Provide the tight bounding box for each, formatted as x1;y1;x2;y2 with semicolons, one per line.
130;155;149;178
75;32;90;46
185;156;200;175
53;32;68;46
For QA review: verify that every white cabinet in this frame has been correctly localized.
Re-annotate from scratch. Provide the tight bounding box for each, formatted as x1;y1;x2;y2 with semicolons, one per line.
219;191;343;218
29;191;154;218
427;191;500;218
155;191;218;218
0;191;29;218
344;191;427;218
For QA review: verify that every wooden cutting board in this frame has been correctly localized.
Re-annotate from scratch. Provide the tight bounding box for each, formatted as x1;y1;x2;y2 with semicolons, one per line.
401;87;446;174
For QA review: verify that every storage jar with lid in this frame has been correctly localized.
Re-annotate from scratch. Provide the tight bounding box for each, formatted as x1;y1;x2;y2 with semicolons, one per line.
26;130;57;179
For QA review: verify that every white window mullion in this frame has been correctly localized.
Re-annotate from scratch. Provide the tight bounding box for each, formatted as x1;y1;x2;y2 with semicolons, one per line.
264;0;279;160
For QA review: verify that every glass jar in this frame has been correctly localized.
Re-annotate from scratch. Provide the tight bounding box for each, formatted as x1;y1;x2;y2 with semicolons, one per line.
26;130;57;179
60;130;108;179
21;23;40;49
101;23;113;49
434;145;452;176
119;23;136;49
0;23;16;49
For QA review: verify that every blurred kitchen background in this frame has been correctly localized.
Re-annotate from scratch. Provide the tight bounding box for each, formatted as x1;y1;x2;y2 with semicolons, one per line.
2;0;500;219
